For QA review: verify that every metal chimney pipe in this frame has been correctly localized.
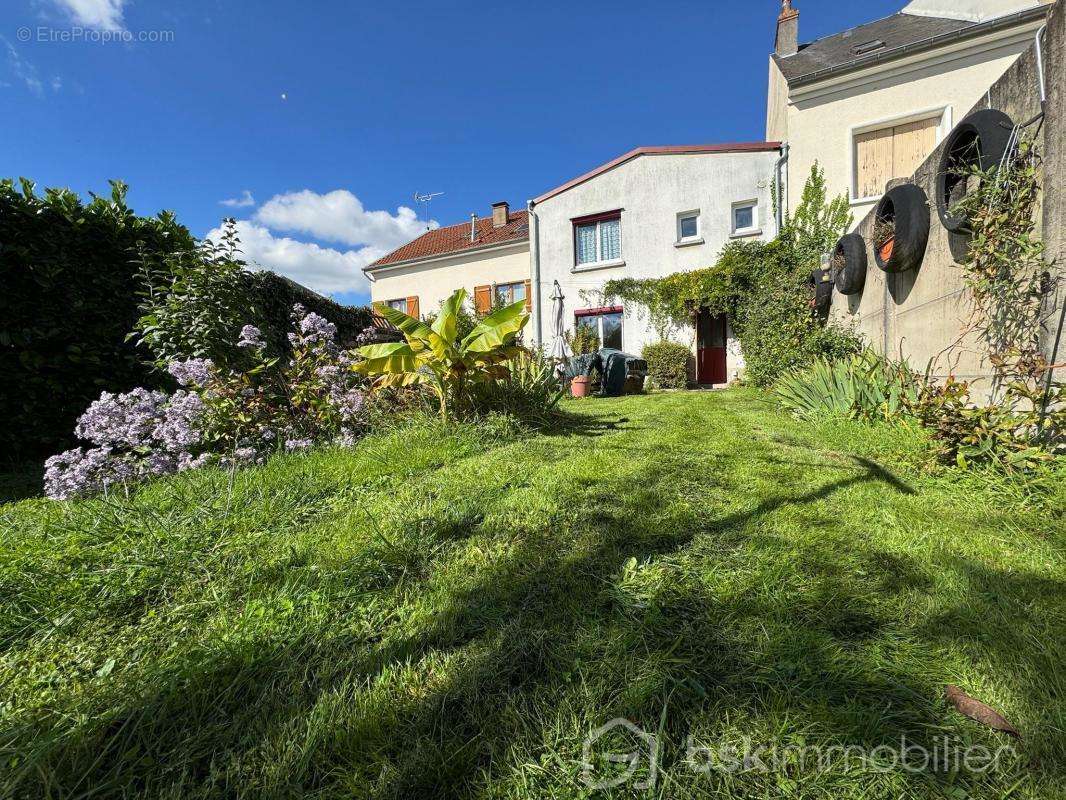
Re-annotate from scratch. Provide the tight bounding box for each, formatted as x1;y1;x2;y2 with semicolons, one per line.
470;213;477;242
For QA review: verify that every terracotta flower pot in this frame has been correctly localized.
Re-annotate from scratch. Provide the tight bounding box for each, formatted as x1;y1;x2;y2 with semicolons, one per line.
570;375;590;398
878;235;895;264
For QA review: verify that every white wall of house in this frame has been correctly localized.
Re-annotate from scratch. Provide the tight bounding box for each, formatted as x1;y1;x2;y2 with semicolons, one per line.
367;241;530;318
531;149;780;383
769;14;1045;221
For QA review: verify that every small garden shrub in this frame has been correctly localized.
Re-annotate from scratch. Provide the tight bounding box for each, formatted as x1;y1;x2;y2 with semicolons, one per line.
470;349;564;425
774;352;920;423
44;305;368;499
567;324;600;356
642;341;691;389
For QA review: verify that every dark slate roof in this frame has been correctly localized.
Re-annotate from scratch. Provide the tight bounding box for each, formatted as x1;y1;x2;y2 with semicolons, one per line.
774;6;1048;87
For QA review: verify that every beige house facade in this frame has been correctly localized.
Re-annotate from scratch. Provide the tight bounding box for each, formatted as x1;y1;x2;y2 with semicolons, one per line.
364;202;531;319
767;0;1051;221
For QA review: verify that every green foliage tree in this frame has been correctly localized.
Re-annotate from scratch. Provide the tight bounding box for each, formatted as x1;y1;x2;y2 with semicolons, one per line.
354;288;529;419
132;220;374;371
781;162;853;264
132;218;250;370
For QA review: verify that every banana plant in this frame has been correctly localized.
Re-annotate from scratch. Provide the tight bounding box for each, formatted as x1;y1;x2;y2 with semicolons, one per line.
353;288;530;419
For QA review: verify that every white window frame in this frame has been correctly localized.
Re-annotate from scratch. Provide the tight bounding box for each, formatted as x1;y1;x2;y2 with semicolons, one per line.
849;105;952;205
676;209;702;245
730;200;760;238
573;214;623;270
386;298;408;311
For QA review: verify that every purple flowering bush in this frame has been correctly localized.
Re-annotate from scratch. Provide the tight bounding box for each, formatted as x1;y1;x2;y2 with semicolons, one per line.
44;306;368;500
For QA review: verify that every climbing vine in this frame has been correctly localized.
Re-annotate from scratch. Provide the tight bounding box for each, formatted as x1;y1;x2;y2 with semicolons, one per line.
953;137;1055;393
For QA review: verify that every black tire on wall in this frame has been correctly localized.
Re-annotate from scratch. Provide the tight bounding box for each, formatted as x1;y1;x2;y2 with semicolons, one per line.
874;184;930;274
832;234;868;295
936;109;1015;233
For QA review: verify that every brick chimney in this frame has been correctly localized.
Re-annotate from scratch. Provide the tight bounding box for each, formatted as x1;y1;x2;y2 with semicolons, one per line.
491;201;509;228
775;0;799;57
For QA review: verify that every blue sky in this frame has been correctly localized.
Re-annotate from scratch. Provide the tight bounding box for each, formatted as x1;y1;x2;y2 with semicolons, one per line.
1;0;902;305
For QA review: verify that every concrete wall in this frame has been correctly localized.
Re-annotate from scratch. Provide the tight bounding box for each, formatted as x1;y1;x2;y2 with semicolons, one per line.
532;150;779;381
776;15;1044;221
367;241;530;318
829;0;1063;397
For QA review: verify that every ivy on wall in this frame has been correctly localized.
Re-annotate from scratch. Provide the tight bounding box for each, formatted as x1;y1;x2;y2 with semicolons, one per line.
600;165;860;387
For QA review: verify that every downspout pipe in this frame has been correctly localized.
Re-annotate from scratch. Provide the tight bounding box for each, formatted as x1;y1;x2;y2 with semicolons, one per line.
528;199;543;347
774;142;790;233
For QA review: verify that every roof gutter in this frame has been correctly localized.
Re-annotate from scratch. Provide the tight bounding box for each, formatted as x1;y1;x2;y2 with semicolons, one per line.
789;5;1049;87
528;198;542;347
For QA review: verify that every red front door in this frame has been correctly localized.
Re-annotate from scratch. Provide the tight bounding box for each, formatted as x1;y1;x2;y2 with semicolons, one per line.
696;311;727;385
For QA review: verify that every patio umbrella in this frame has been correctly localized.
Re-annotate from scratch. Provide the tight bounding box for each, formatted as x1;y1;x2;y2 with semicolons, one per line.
547;280;572;376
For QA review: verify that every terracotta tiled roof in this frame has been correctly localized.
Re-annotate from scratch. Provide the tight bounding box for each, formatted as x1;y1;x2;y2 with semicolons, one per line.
532;143;782;205
366;210;529;270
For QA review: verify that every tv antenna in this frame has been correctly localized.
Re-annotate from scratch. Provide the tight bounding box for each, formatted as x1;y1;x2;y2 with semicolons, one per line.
413;191;444;231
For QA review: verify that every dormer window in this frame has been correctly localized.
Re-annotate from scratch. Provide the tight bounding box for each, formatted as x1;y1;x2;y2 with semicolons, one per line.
853;39;886;55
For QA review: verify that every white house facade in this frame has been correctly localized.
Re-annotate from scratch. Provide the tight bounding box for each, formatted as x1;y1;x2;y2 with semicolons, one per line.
529;144;782;386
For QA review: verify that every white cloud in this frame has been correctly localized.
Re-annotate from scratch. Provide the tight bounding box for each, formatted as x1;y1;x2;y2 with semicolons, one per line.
254;189;434;250
205;220;384;297
51;0;127;31
3;38;44;96
220;190;256;209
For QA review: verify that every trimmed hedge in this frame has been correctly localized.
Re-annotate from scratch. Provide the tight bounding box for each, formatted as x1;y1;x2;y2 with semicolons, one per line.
250;272;373;352
643;341;691;390
0;179;195;459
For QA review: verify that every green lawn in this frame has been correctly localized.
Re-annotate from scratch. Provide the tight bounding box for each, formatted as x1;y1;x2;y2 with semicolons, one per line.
1;390;1064;799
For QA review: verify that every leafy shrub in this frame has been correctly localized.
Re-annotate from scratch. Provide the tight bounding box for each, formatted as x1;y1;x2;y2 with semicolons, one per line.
0;179;195;458
44;306;368;499
355;289;530;420
471;349;565;425
774;352;920;422
567;324;600;356
911;377;1064;472
133;219;373;371
642;341;691;389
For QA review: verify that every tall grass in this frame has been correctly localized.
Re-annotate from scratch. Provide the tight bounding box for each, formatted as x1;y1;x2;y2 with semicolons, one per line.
1;391;1063;798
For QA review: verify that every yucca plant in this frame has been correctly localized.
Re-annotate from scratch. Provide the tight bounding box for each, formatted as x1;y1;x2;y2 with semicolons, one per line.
353;288;529;419
774;351;920;423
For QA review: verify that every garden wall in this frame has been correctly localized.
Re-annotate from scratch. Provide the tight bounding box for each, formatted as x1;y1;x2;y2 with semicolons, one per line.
829;0;1065;398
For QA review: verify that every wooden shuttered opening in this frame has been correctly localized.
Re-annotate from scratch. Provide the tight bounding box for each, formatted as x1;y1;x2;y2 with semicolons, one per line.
406;296;419;319
524;279;532;312
474;285;492;315
854;116;939;199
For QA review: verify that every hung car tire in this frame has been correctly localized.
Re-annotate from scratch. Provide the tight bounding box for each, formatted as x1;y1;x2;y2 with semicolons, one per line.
874;183;930;274
936;109;1015;234
832;234;868;295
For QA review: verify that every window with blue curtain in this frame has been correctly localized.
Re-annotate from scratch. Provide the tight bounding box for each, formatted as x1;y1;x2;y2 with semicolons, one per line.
574;215;621;266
